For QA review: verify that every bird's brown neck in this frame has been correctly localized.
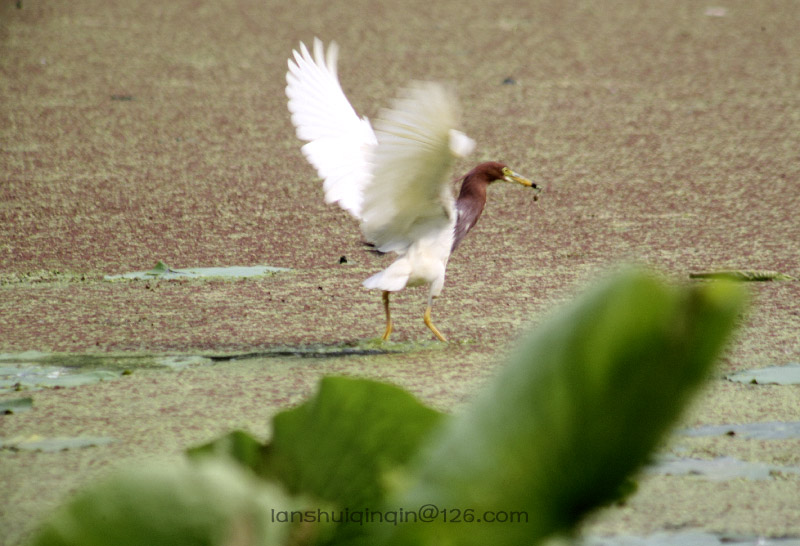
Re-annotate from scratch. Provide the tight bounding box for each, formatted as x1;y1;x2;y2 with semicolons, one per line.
452;171;490;251
457;170;490;202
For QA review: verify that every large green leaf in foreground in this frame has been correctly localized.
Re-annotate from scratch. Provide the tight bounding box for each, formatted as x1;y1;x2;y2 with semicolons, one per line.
183;377;444;545
383;269;745;546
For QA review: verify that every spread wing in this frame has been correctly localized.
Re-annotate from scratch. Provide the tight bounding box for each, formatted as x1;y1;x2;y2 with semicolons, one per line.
360;81;475;253
286;38;376;219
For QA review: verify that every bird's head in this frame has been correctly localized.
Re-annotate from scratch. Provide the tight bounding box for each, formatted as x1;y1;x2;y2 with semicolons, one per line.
474;161;540;200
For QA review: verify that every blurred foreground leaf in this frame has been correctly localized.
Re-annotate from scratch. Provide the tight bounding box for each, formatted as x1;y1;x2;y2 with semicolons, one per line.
262;377;444;510
383;269;745;546
29;269;746;546
188;429;269;474
31;459;293;546
188;377;445;544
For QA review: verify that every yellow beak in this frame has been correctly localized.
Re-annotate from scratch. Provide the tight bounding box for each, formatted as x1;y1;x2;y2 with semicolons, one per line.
502;167;541;199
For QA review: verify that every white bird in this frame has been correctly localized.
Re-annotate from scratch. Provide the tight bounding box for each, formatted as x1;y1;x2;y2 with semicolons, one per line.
286;38;538;342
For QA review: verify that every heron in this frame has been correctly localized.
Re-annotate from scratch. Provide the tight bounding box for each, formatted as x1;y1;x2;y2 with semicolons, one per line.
286;38;539;342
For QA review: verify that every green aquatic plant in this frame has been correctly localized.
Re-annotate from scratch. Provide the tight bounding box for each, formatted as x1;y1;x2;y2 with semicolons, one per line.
30;268;745;546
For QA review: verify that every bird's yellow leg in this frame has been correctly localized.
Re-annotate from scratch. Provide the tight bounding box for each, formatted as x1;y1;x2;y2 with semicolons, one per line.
423;304;448;342
381;291;393;341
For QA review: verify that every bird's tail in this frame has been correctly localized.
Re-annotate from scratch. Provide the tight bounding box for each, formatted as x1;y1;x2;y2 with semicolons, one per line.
363;259;411;292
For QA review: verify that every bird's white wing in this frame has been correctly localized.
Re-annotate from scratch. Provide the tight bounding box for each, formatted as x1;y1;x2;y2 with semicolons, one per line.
286;38;376;219
360;81;475;253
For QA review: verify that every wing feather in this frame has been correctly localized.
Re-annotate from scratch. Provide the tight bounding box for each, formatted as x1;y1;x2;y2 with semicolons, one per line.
286;39;376;218
360;82;475;253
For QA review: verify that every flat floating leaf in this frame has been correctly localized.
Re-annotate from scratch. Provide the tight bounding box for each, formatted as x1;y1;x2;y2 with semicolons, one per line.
154;355;212;369
0;365;120;392
208;339;444;361
0;350;51;362
681;421;800;440
0;397;33;414
1;435;115;452
689;270;796;281
0;353;211;391
104;262;291;280
584;531;800;546
648;455;800;481
726;363;800;385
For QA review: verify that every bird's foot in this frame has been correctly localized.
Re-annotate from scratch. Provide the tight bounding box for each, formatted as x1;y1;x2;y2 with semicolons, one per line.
381;291;393;341
423;305;448;342
381;320;393;341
